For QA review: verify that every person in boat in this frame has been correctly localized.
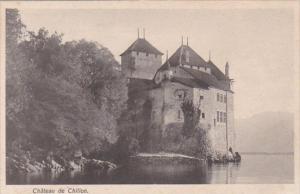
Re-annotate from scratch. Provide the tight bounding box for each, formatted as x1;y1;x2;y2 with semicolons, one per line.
234;152;241;162
228;147;234;161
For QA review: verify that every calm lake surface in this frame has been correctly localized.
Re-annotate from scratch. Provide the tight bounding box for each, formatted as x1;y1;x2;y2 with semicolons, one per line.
7;154;294;184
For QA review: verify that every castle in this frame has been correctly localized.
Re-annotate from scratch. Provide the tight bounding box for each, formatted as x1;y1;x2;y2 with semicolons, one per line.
120;33;235;154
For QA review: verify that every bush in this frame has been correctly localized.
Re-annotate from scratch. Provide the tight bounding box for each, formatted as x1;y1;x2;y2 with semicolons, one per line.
161;123;212;159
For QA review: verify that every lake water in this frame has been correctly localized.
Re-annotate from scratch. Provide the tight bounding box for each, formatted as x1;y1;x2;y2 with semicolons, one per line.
7;154;294;184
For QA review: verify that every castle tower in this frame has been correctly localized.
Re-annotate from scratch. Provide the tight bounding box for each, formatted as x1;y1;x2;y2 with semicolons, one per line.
120;31;163;80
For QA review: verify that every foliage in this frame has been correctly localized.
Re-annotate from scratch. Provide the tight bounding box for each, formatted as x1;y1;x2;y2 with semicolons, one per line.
159;99;212;159
181;100;201;137
114;83;154;160
112;135;140;163
6;9;128;163
162;123;212;159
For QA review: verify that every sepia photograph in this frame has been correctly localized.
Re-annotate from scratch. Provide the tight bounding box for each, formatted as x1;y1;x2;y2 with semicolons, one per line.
1;1;298;189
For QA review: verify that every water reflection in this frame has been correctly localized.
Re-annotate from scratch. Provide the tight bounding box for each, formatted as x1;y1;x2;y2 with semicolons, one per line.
7;154;294;184
207;162;241;184
119;163;210;184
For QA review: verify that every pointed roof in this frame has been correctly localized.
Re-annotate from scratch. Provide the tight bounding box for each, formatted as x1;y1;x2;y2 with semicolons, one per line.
153;44;232;91
157;45;229;81
181;67;231;91
159;45;208;71
207;60;227;80
120;38;163;56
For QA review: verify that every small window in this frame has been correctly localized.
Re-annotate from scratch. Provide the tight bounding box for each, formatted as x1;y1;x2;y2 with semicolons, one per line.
178;94;182;99
217;93;220;102
214;119;216;126
220;112;223;122
178;110;181;119
200;95;204;100
137;51;139;56
224;112;227;123
146;52;149;56
220;94;223;102
217;111;220;122
224;95;227;103
202;113;205;119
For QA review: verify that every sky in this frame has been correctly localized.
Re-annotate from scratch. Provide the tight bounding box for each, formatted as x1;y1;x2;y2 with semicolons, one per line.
19;8;295;119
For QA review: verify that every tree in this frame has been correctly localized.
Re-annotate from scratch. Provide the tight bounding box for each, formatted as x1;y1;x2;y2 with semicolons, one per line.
6;9;31;150
6;9;128;164
181;100;201;137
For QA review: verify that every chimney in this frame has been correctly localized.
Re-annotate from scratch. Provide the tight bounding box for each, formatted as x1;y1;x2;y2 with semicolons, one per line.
225;62;229;78
143;28;145;39
137;28;140;39
187;37;189;46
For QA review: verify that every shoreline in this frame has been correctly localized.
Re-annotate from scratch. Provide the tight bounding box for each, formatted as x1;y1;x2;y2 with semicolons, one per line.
240;152;294;155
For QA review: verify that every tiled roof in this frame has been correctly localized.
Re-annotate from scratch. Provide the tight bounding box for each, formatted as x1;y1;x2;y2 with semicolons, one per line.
207;60;227;81
120;38;163;56
159;45;208;71
171;77;209;89
157;45;229;81
181;67;231;91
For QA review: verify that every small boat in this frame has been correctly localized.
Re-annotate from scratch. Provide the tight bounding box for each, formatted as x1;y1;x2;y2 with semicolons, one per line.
207;152;241;164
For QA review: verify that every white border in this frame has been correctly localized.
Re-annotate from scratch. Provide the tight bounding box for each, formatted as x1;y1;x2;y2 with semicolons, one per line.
0;1;299;194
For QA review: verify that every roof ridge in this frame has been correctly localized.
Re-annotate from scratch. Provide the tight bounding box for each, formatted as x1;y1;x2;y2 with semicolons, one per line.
120;38;163;56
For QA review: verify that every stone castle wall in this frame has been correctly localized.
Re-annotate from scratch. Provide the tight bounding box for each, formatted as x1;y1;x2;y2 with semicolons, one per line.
121;51;162;80
150;80;235;154
227;92;235;150
150;81;193;133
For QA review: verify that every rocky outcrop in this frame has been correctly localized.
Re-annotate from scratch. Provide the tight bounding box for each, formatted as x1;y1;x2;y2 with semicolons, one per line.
84;159;117;174
6;154;117;176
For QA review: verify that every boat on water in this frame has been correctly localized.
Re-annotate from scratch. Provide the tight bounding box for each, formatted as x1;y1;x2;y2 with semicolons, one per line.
207;152;242;164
